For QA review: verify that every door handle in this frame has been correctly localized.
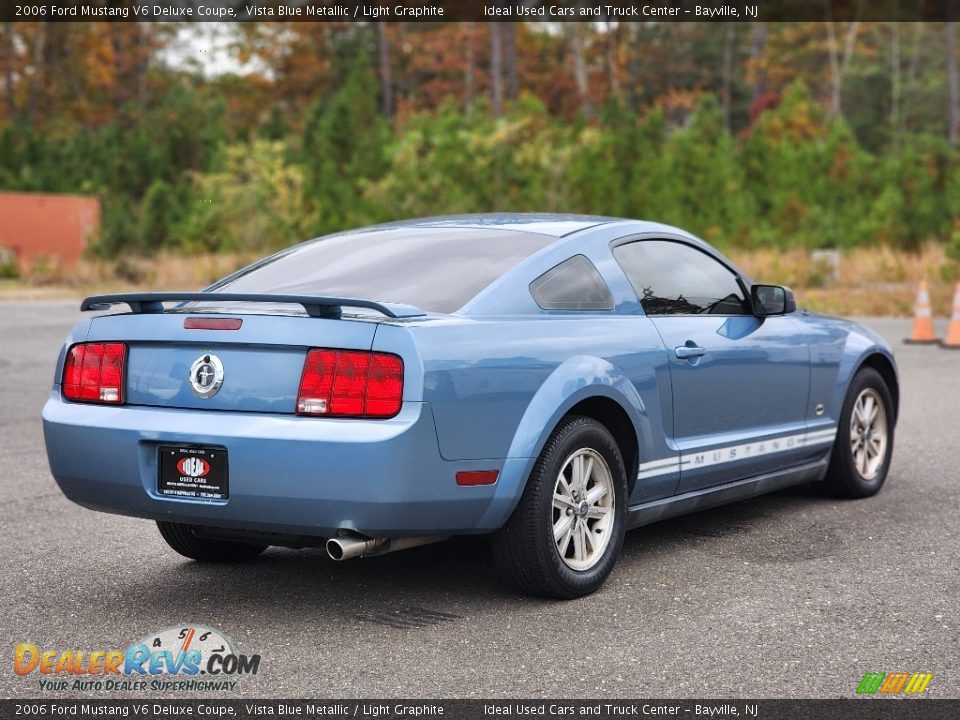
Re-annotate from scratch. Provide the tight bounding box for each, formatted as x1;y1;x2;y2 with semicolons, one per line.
675;344;707;360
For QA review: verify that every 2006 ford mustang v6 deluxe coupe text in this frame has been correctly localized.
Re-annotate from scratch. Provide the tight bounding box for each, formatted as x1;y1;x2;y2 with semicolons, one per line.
43;214;898;598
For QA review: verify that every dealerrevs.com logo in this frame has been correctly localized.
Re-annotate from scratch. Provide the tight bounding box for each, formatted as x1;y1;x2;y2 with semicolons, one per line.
14;625;261;692
856;672;933;695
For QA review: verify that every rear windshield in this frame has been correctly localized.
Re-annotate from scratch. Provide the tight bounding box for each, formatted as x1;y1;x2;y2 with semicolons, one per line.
212;227;555;314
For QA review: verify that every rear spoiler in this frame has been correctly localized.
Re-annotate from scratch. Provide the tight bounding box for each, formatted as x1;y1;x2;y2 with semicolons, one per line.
80;293;427;319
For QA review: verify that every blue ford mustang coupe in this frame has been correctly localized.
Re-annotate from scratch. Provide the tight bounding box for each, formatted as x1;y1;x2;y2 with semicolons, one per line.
43;214;898;598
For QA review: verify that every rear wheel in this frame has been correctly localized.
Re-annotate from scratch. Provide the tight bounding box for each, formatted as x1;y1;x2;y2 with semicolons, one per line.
157;522;267;563
492;416;627;599
819;367;895;498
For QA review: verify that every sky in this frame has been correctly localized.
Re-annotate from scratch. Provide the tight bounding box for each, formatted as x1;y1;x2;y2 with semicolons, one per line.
160;23;253;76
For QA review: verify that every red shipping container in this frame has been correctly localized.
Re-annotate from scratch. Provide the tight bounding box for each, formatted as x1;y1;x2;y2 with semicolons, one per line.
0;191;100;271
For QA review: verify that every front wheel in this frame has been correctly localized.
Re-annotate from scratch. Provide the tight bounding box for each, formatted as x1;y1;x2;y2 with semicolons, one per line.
819;367;895;499
157;522;267;563
491;416;628;599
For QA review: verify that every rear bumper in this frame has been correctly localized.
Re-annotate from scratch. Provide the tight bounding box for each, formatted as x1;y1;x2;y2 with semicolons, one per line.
42;394;514;537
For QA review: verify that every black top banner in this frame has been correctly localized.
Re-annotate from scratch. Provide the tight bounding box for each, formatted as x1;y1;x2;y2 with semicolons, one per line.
0;0;957;23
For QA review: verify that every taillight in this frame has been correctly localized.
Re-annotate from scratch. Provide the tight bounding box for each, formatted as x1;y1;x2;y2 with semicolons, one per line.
296;349;403;418
62;342;127;404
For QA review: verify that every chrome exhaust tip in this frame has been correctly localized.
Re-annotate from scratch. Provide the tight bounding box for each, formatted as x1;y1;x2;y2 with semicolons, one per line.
326;535;379;562
325;533;448;561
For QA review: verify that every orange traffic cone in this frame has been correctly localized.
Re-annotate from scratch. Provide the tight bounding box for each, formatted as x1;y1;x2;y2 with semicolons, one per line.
941;283;960;349
904;281;938;344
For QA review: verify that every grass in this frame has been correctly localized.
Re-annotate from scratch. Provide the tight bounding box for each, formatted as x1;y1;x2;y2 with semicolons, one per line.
1;245;957;317
729;244;957;317
0;251;261;300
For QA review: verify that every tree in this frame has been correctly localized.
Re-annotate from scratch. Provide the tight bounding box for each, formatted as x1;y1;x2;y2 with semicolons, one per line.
748;23;768;105
824;2;863;120
2;23;15;120
722;24;736;131
464;22;476;113
489;23;503;117
947;18;959;148
568;22;591;118
603;20;621;101
179;140;312;253
234;22;353;120
503;21;518;101
375;23;393;119
1;19;958;261
140;179;178;250
302;56;388;233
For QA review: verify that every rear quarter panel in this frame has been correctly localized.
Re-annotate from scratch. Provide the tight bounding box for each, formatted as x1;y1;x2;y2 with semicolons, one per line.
392;315;675;513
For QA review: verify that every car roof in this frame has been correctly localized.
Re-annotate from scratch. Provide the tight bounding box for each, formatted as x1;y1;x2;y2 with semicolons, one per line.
209;214;717;316
381;213;625;238
379;213;704;243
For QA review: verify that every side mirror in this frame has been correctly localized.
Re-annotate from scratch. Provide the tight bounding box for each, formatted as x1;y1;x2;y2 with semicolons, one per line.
751;284;796;316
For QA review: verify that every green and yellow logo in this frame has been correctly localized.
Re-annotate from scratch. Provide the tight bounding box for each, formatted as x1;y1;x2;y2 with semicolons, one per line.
856;672;933;695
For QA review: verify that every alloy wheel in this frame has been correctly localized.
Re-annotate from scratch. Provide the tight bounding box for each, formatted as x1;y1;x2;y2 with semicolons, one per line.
849;388;889;480
552;448;616;571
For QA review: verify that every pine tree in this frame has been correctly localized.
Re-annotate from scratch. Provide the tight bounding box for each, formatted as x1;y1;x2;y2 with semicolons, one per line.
302;55;389;234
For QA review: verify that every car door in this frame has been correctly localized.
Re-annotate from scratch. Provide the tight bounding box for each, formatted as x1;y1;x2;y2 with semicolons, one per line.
612;238;810;493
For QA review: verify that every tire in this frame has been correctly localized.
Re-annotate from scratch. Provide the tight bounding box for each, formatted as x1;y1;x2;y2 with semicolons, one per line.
156;521;267;563
491;415;628;599
819;367;895;499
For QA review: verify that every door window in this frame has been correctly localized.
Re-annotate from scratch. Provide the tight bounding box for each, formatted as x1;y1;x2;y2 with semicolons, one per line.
613;240;749;315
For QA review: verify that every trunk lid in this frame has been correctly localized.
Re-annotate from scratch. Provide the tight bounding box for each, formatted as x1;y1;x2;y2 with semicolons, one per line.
85;311;379;414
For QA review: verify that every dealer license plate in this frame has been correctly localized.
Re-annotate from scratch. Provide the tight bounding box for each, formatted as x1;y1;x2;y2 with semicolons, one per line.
158;446;229;500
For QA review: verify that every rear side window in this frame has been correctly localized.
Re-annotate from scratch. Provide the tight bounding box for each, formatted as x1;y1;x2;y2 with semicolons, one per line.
530;255;614;310
613;240;749;315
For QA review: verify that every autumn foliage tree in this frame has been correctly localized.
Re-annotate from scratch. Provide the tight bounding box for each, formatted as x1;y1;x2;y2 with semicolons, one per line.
0;21;957;257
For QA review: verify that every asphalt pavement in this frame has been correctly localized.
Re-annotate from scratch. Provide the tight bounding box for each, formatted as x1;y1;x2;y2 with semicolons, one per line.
2;303;958;699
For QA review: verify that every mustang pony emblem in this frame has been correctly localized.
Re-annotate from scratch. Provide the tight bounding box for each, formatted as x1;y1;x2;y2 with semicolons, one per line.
189;354;224;399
